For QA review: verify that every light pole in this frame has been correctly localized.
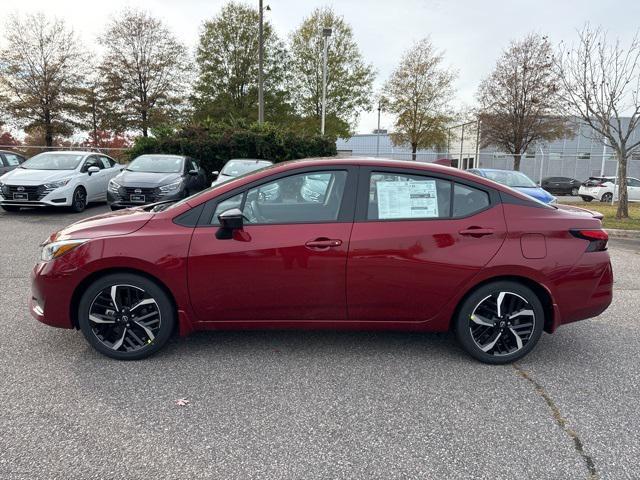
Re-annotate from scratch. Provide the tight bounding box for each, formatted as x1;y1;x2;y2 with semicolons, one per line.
474;119;481;169
376;98;384;157
258;1;270;124
320;27;332;135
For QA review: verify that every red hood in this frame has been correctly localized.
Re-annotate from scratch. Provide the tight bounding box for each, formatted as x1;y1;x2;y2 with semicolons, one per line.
50;208;154;242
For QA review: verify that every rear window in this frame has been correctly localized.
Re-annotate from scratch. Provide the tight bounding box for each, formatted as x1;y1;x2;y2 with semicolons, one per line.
584;177;614;186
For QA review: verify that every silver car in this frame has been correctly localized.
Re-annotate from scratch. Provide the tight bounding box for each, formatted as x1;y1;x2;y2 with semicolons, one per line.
211;159;273;186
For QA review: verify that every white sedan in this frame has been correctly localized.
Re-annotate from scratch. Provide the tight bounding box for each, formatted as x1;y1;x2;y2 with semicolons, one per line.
0;151;123;212
578;176;640;203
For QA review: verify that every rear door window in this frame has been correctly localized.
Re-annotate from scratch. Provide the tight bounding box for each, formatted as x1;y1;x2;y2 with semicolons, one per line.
367;172;451;220
366;171;492;220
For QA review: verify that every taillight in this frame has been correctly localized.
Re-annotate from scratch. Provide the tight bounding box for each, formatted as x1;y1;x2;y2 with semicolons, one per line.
570;229;608;252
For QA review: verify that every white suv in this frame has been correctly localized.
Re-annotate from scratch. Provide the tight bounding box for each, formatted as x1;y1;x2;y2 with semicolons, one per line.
0;151;123;212
578;176;640;202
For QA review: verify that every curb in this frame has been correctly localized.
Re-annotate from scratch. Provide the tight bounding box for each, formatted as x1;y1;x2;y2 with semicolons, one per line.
606;228;640;239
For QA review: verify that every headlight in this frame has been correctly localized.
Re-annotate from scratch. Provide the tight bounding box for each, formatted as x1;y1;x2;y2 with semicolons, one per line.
44;179;71;189
159;180;182;194
108;180;121;193
40;239;88;262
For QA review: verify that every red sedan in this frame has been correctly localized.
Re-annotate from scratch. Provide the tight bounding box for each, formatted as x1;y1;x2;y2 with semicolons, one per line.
31;158;613;363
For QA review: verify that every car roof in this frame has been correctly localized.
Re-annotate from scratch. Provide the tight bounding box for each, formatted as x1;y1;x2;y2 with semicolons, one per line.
34;150;96;156
227;158;271;163
135;154;186;159
472;168;527;173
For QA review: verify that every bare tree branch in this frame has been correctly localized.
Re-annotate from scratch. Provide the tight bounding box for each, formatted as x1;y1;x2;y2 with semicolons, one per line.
555;25;640;219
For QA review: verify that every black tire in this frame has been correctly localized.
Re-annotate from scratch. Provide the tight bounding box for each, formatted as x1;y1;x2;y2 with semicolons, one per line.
1;205;20;212
581;196;593;202
571;187;579;196
601;192;613;203
70;187;87;213
454;281;544;364
78;273;175;360
110;205;124;211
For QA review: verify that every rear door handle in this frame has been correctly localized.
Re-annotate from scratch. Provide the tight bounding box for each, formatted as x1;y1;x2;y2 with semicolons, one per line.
459;227;494;237
305;238;343;249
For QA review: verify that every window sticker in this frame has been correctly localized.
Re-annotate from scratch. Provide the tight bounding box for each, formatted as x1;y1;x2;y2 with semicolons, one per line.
377;180;439;219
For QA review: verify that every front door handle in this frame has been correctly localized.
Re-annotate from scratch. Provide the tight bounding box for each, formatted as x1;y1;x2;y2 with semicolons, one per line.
305;238;343;249
459;227;494;237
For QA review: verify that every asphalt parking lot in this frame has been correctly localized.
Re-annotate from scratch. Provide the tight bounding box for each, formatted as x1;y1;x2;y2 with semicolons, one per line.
0;204;638;480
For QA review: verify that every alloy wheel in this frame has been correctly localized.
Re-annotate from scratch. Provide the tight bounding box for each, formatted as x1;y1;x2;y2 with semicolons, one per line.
571;187;579;196
74;189;86;211
601;192;613;202
88;284;161;352
469;291;536;356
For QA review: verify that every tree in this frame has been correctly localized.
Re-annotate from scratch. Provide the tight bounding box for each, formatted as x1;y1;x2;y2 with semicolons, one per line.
477;33;572;171
98;9;190;137
289;7;375;137
77;70;124;146
0;131;19;147
384;38;455;160
556;26;640;219
0;13;86;146
192;2;291;124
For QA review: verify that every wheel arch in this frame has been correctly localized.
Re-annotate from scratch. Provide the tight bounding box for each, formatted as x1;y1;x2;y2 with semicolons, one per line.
450;275;555;334
70;267;179;333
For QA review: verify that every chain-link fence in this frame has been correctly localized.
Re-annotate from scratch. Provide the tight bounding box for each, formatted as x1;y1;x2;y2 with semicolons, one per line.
476;152;640;182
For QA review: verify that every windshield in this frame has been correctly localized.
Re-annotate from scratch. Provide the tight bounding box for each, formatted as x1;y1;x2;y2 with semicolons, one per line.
221;160;271;177
127;155;184;173
21;153;84;171
483;170;537;188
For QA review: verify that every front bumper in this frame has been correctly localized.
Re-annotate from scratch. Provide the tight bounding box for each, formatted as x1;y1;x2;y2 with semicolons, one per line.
1;183;75;207
107;189;184;208
30;256;86;329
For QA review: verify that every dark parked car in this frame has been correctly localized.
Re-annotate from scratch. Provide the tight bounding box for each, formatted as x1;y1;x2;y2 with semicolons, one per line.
32;158;612;364
107;154;207;210
0;150;26;175
541;176;582;196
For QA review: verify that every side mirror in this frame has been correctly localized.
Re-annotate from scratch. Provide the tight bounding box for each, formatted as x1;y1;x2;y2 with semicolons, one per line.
212;170;219;178
188;169;198;176
87;166;100;175
216;208;244;239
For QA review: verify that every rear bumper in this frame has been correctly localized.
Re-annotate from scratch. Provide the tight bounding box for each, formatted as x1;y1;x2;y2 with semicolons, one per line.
550;253;613;331
577;187;606;200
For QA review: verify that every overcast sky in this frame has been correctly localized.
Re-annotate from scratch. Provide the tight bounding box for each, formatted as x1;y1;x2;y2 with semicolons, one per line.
4;0;640;134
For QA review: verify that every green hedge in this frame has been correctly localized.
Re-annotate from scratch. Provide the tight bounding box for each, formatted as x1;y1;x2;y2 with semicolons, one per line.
128;123;337;179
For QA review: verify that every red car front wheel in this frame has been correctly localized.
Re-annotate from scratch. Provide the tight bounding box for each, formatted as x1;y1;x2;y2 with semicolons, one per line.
78;273;175;360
